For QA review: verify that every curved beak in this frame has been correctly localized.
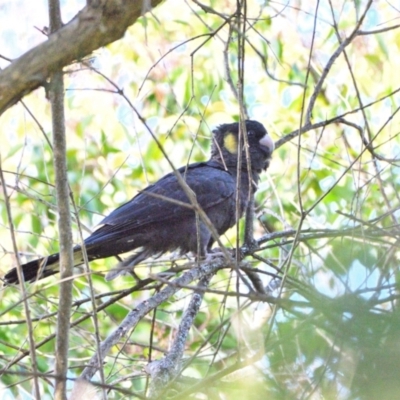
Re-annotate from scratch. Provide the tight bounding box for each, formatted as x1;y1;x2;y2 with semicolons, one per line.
259;134;275;158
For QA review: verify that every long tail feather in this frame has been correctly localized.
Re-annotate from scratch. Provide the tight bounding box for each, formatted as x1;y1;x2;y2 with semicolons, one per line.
4;250;84;285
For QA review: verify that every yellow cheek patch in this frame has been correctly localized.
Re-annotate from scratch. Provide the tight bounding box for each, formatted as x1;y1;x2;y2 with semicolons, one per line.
223;133;238;154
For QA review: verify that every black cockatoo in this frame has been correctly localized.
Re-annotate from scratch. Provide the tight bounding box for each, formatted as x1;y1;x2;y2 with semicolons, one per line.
4;120;274;284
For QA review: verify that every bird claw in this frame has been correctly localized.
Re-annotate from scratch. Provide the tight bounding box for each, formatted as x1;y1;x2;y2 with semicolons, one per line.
198;249;230;265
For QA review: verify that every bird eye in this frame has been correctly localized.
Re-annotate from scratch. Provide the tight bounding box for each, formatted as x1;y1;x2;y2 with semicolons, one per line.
248;130;255;136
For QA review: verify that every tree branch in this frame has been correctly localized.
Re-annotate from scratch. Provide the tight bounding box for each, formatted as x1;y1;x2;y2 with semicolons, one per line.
80;257;227;381
147;273;213;397
0;0;164;114
48;1;76;398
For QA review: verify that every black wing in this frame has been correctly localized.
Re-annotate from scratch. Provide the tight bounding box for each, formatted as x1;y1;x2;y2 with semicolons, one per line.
84;161;235;247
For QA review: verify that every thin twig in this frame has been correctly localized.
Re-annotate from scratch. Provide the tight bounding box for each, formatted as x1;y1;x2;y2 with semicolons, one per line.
0;159;41;398
48;1;76;398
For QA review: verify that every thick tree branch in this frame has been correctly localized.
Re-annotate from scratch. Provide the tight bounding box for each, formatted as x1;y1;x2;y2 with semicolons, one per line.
0;0;164;114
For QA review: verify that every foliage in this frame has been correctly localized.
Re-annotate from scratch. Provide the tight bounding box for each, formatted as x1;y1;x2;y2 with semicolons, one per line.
1;0;400;398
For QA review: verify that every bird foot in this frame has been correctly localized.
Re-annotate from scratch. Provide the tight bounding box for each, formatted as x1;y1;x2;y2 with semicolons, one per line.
195;249;228;265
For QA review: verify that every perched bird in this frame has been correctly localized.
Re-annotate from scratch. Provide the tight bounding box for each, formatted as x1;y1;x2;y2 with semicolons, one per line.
4;120;274;284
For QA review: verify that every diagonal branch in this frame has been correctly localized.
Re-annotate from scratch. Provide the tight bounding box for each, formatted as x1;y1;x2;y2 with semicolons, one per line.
0;0;164;114
305;0;373;124
147;273;214;397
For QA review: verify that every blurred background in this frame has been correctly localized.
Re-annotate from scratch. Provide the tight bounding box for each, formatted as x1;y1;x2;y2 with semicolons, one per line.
1;0;400;398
